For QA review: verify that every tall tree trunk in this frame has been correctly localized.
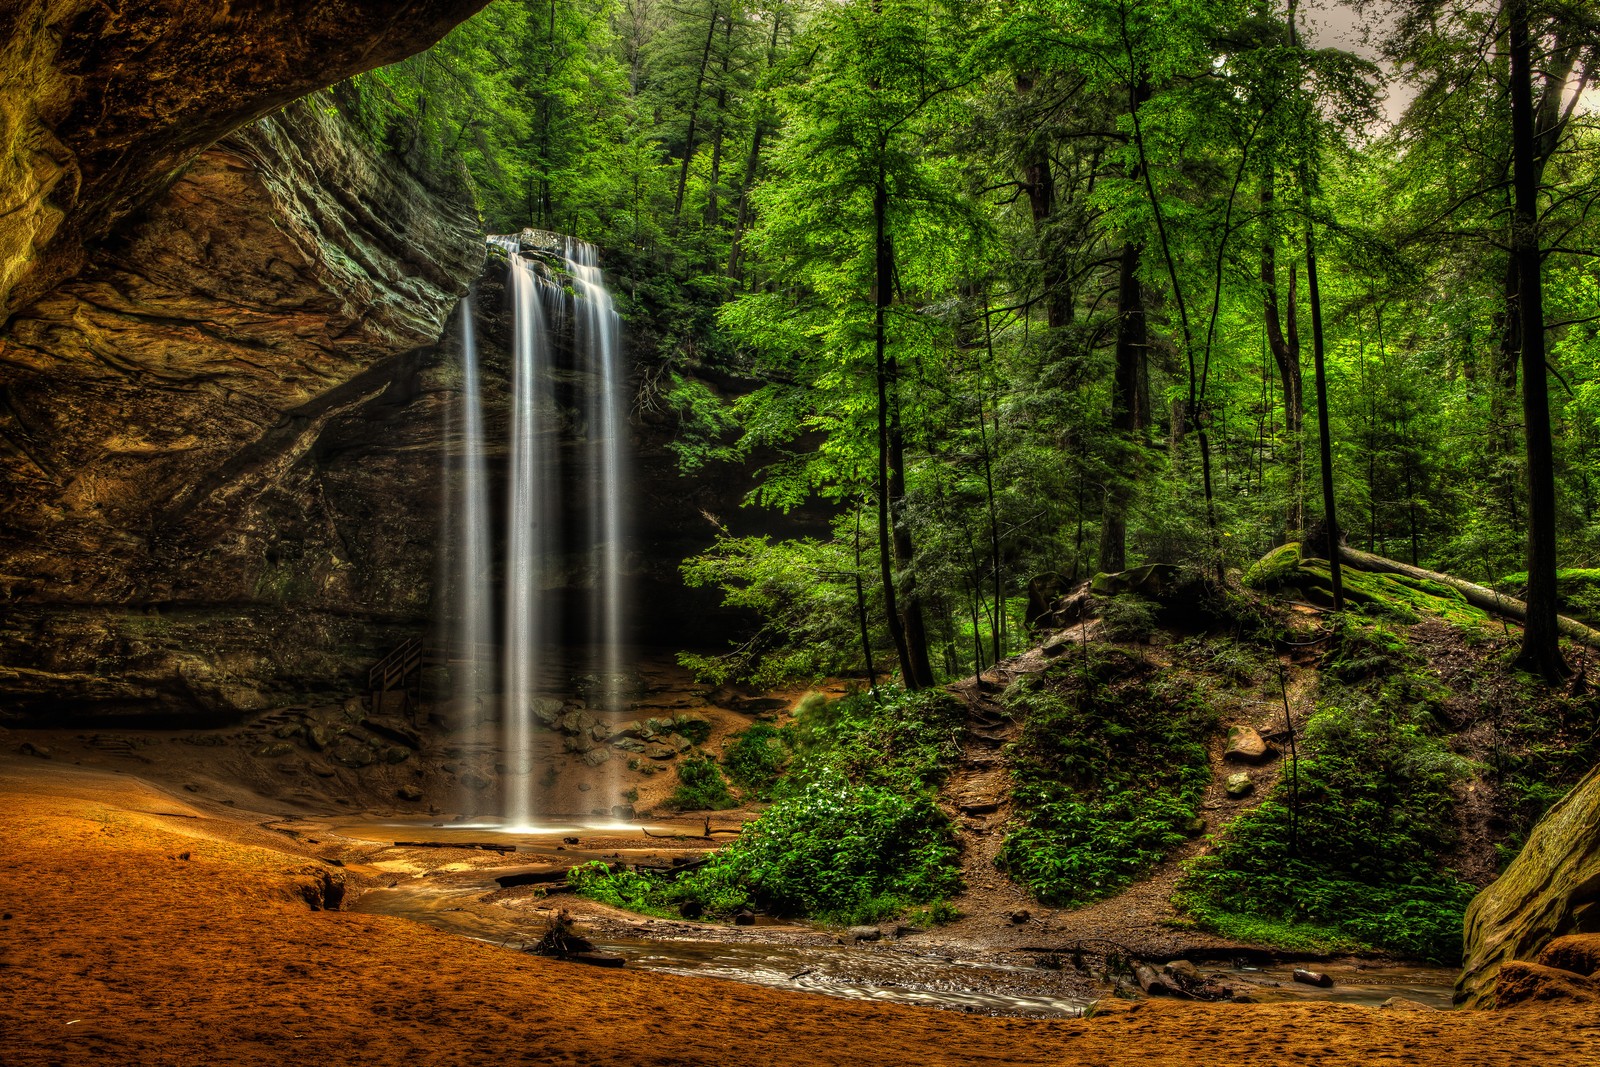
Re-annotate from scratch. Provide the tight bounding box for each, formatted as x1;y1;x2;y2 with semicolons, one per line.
726;8;784;282
704;12;736;229
873;159;926;689
1509;0;1567;680
1099;240;1145;572
1305;220;1344;610
1262;173;1305;535
672;0;722;222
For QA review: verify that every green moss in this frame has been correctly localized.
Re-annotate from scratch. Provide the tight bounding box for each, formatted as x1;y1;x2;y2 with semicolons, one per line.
1243;542;1303;590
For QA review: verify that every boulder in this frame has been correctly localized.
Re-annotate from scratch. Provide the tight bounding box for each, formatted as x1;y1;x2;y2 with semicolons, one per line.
1458;765;1600;1007
612;737;647;754
396;784;423;802
1224;772;1254;798
1379;997;1436;1011
581;748;611;768
848;926;882;942
1537;934;1600;977
612;720;645;739
1492;962;1600;1008
1224;725;1271;763
589;722;613;743
1164;960;1200;984
532;700;564;729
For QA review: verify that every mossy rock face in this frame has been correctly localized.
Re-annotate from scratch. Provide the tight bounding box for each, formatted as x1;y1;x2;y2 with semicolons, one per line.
1244;543;1302;590
1091;564;1186;600
1458;765;1600;1007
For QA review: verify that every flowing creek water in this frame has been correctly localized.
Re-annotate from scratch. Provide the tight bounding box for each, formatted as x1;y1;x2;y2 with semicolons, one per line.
341;820;1458;1018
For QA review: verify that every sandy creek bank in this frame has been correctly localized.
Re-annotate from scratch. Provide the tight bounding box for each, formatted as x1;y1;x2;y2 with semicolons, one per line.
2;759;1594;1067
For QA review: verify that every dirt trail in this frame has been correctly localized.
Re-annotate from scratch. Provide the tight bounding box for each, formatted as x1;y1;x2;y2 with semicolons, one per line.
2;758;1596;1067
935;632;1324;962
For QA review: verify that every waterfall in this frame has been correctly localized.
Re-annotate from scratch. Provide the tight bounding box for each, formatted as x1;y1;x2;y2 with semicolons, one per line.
566;237;628;724
449;295;495;815
475;230;629;830
502;245;557;831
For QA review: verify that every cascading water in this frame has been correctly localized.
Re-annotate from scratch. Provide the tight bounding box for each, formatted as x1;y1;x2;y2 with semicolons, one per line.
457;231;629;831
501;243;558;831
448;295;495;815
566;238;628;733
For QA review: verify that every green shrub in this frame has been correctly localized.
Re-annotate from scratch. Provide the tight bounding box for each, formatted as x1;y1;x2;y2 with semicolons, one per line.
678;775;961;923
672;715;714;746
565;861;674;917
996;649;1216;906
1178;698;1476;962
722;722;791;798
667;756;738;811
569;686;964;925
1096;593;1161;643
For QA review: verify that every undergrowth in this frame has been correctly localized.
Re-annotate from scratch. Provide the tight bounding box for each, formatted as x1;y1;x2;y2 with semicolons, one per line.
996;647;1216;907
570;687;965;925
1178;620;1477;962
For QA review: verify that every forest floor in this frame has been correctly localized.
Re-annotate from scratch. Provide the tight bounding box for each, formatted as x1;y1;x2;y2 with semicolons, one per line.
4;756;1599;1067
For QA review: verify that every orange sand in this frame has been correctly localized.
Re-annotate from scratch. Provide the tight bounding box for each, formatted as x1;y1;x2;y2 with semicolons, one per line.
2;763;1597;1066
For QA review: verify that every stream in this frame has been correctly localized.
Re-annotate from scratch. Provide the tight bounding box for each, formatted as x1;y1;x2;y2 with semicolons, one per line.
351;868;1459;1018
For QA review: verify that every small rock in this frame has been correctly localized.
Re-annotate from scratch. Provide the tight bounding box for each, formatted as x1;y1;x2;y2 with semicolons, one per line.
578;782;592;792
582;747;611;767
460;770;492;791
384;746;410;764
18;742;51;759
1224;772;1254;798
1164;959;1200;983
1008;910;1031;925
734;908;757;926
664;732;692;754
611;804;635;820
563;836;580;845
1224;725;1271;763
612;737;647;753
644;743;677;760
1293;968;1333;988
396;784;423;801
1184;816;1207;835
589;722;613;743
565;733;597;755
183;783;201;793
848;925;882;942
612;720;645;739
1379;997;1436;1011
255;742;294;758
1135;963;1178;995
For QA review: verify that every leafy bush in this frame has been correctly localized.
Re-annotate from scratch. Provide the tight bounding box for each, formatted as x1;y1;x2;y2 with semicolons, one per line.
667;756;737;811
1096;593;1161;643
1178;697;1476;962
570;687;964;925
996;649;1216;906
671;715;713;746
565;861;673;917
677;775;960;923
721;722;791;798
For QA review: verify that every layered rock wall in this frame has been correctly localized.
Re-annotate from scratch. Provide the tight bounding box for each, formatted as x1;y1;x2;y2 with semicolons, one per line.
0;95;483;720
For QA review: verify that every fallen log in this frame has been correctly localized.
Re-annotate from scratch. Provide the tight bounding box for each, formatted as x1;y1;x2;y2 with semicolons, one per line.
393;840;518;853
1336;546;1600;648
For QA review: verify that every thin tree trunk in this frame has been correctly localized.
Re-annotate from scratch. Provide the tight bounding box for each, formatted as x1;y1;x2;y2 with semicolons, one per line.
1100;240;1145;573
873;160;915;687
1305;220;1343;610
1509;0;1567;680
1263;174;1305;535
672;0;722;222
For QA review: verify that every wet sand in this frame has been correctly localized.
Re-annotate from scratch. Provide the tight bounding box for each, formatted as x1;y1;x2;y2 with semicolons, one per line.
2;760;1597;1067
